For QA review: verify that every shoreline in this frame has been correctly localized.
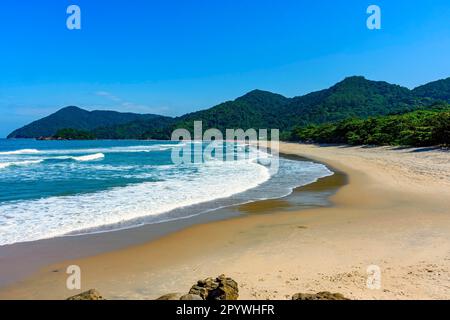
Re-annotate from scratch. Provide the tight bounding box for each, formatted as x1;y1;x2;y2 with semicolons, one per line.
0;151;341;291
1;143;449;299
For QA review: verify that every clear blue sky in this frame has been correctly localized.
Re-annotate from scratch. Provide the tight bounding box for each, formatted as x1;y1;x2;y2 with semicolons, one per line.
0;0;449;137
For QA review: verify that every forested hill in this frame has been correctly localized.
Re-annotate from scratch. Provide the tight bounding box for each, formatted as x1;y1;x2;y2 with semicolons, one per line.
7;76;450;140
281;76;426;126
412;77;450;102
166;76;448;138
172;89;291;134
7;106;172;138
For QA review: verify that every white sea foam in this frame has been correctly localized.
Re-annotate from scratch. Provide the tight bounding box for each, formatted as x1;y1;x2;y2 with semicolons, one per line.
0;143;334;246
0;154;105;168
0;144;182;156
71;153;105;162
0;158;271;245
158;143;186;147
0;149;40;155
0;160;43;169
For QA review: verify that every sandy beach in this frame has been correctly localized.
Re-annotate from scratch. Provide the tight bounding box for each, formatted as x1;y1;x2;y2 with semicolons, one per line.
1;142;449;300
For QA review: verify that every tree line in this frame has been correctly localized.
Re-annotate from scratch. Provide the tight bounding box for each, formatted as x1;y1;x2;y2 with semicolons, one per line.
289;104;450;147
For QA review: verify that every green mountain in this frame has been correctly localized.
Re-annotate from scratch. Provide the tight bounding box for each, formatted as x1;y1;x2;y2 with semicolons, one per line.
412;77;450;103
7;76;449;140
282;76;424;127
7;106;171;138
154;76;428;138
173;89;290;133
68;89;291;140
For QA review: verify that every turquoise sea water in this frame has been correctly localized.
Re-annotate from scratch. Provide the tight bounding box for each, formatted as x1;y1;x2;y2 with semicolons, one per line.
0;139;333;246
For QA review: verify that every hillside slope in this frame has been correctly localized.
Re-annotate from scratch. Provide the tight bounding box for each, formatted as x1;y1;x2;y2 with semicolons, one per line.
412;77;450;103
155;76;429;137
8;76;449;139
7;106;172;138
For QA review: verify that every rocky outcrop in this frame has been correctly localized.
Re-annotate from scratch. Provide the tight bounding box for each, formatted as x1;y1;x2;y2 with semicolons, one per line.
156;274;239;301
66;279;348;301
292;291;349;300
67;289;105;300
189;274;239;300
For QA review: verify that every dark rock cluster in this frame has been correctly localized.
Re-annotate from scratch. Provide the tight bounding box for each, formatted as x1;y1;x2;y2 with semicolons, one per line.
189;274;239;300
157;274;239;301
66;277;350;301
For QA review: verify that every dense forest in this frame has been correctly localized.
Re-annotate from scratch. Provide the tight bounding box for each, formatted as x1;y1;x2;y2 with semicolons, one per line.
7;106;172;139
8;76;450;144
148;76;437;139
52;128;96;140
289;104;450;147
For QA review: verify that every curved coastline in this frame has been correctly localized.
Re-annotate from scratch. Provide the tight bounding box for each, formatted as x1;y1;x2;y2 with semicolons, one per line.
0;141;332;245
0;151;341;292
2;142;448;300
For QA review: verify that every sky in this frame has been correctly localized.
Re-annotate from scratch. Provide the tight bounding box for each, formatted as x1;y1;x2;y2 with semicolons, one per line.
0;0;449;137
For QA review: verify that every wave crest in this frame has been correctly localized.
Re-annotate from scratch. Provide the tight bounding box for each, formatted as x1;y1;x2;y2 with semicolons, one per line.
0;160;43;169
0;149;40;155
71;153;105;162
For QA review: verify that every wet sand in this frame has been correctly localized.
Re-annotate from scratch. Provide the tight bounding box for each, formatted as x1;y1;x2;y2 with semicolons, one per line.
1;143;449;300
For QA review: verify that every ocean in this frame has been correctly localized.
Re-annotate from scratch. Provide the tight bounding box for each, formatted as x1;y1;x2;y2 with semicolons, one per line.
0;139;333;246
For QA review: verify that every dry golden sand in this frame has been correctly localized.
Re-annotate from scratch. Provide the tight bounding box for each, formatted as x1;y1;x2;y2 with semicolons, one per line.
1;143;449;300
